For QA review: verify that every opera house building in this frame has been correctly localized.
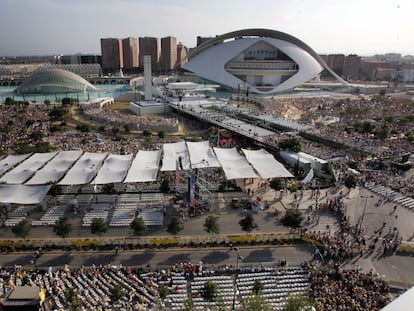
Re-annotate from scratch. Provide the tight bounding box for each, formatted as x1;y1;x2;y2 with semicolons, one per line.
183;28;345;94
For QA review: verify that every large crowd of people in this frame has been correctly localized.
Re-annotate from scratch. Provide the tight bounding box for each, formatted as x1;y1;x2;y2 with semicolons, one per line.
306;262;391;311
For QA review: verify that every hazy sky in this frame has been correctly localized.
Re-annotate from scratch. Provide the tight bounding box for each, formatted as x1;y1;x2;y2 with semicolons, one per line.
0;0;413;57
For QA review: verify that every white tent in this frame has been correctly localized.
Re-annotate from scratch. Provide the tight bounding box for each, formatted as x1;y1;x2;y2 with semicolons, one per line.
381;286;414;311
58;152;107;185
93;154;133;184
0;184;51;204
297;152;329;171
0;154;31;177
0;152;57;184
242;148;294;179
213;147;258;179
186;141;221;168
25;150;83;185
124;150;161;182
160;141;190;171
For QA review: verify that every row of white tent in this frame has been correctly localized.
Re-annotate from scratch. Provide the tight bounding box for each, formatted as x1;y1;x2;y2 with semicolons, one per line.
0;141;293;186
0;141;294;204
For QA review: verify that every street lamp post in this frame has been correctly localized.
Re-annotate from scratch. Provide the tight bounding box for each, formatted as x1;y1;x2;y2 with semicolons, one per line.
358;195;374;235
231;247;243;310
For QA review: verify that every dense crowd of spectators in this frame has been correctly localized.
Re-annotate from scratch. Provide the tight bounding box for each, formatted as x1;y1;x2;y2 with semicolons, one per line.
306;262;391;311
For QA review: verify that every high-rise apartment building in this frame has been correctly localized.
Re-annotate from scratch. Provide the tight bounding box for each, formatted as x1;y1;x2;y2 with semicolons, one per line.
139;37;161;71
122;37;139;71
161;36;177;71
122;37;139;70
100;38;123;72
176;43;189;68
343;54;361;80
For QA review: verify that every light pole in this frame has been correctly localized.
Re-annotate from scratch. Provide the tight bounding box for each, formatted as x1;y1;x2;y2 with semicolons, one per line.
231;246;243;310
358;195;374;235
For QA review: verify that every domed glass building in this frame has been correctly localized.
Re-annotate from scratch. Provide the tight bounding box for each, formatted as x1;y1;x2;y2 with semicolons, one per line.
15;68;98;94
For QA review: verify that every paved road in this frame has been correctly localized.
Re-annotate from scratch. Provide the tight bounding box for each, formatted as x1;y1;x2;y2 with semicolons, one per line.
0;244;314;270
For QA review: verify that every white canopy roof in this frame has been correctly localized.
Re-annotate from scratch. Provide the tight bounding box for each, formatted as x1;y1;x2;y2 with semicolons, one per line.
93;154;133;184
161;141;190;171
0;154;31;177
0;184;51;204
0;152;57;184
213;147;258;179
186;141;221;168
124;150;161;182
25;150;83;185
58;152;107;185
242;148;294;179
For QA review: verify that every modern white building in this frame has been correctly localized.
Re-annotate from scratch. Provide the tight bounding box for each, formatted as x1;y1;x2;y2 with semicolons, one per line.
183;28;347;94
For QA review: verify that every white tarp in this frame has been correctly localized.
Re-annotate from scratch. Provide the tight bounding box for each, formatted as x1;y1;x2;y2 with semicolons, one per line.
213;147;258;180
242;148;294;179
124;150;161;182
0;154;31;177
0;184;51;204
0;152;58;184
25;151;83;185
186;141;221;168
160;141;190;171
93;154;133;184
58;152;107;185
279;150;312;171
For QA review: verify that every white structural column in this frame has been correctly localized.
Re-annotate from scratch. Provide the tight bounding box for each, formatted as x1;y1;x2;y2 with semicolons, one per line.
144;55;152;101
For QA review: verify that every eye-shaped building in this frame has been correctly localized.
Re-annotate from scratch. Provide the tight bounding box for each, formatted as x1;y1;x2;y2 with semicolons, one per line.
183;28;347;94
15;68;97;94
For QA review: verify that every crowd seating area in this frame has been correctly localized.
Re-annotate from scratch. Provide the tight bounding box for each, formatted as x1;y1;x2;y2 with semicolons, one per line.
0;262;393;311
191;275;235;310
236;269;309;310
3;205;37;227
82;203;110;227
32;206;66;226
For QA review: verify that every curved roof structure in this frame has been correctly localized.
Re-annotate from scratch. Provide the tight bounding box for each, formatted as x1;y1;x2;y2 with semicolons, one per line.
183;28;348;94
15;68;97;94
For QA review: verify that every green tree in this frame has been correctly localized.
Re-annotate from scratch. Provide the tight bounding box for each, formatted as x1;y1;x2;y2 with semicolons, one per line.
243;290;271;311
279;137;302;152
142;129;152;137
182;295;194;311
376;125;390;140
284;294;314;311
344;174;359;189
112;126;120;135
30;130;44;141
157;130;166;139
158;284;170;299
53;217;72;240
90;218;109;238
109;284;124;304
48;183;62;196
201;281;219;302
130;217;147;236
11;219;31;239
239;213;257;234
124;124;130;133
252;280;264;295
64;288;83;311
281;209;304;229
203;215;220;238
167;216;184;236
269;178;284;191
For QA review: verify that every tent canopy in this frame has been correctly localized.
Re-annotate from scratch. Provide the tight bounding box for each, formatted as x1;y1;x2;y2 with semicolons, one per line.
161;141;190;171
93;154;133;184
124;150;161;183
0;185;51;204
186;141;221;169
242;148;294;179
214;147;257;179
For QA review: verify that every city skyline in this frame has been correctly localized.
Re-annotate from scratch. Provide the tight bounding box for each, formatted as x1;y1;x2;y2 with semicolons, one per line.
0;0;413;57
